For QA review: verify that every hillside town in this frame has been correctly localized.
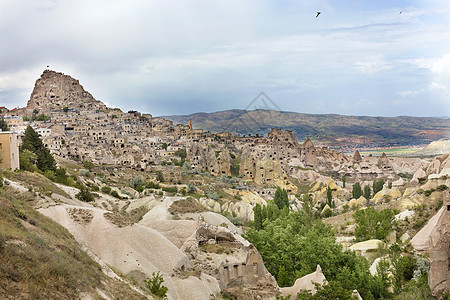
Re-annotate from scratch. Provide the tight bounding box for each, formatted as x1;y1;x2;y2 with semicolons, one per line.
0;70;449;299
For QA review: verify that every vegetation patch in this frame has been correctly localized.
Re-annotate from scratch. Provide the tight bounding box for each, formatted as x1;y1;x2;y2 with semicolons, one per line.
0;186;146;299
104;206;148;228
67;208;93;224
168;197;207;215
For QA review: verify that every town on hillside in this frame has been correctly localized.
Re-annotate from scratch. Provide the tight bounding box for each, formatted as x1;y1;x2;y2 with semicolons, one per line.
0;70;448;299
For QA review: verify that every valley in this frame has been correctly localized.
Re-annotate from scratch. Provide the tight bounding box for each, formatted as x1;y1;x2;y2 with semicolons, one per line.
0;70;448;299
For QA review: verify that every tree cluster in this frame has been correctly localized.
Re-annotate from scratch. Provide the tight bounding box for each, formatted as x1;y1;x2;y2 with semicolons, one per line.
353;207;395;242
20;126;56;172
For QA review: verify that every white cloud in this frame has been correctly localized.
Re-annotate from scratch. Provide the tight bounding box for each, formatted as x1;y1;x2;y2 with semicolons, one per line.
354;59;393;75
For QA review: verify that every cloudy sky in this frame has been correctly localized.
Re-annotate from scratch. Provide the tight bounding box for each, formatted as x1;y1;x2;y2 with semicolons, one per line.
1;0;449;117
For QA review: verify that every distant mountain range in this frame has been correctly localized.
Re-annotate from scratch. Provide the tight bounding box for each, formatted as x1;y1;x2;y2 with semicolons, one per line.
162;109;450;146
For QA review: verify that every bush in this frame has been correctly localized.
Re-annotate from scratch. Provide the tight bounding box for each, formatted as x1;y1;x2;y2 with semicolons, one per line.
78;169;90;177
110;190;121;199
145;271;168;298
130;176;143;189
0;174;4;188
436;184;448;191
75;186;94;202
82;160;94;171
205;191;219;201
162;186;177;193
322;208;332;218
101;186;112;194
145;181;161;189
187;182;196;193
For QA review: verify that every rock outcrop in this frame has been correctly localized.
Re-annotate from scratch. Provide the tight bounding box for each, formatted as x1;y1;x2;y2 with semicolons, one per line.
428;191;449;299
280;265;326;298
353;150;362;163
28;70;107;111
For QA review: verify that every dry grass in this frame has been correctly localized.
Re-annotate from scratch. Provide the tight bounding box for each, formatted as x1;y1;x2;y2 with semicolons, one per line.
1;169;70;199
0;185;147;299
168;197;208;215
104;205;149;228
67;208;93;224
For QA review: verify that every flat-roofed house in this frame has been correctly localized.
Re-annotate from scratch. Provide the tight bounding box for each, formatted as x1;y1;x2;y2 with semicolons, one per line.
0;131;20;170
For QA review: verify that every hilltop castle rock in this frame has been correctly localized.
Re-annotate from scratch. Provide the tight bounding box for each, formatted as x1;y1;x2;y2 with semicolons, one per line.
28;70;107;111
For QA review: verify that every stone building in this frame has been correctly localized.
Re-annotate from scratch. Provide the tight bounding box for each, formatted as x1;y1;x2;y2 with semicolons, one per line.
0;131;20;170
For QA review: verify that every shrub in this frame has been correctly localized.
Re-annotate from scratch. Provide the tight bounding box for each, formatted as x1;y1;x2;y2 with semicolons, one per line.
82;160;94;171
187;182;196;193
110;190;121;199
0;174;3;188
322;208;332;218
436;184;448;191
205;191;219;201
162;186;177;193
75;186;94;202
78;169;90;177
145;181;161;189
44;170;56;181
101;186;112;194
130;176;143;189
219;222;228;228
145;271;168;298
156;171;164;182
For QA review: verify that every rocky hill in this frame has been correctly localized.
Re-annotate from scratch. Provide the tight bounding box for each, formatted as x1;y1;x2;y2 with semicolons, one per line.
413;139;450;156
27;70;107;111
162;109;450;146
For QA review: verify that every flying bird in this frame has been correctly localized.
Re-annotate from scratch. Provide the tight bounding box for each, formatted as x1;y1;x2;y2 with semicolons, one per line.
316;11;321;18
399;11;402;15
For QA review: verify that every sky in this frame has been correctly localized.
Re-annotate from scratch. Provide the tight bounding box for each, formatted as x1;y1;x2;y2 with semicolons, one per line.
0;0;449;117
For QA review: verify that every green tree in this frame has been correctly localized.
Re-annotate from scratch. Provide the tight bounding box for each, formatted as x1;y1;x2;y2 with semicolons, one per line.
373;179;385;195
82;160;94;171
353;207;394;241
174;148;187;160
352;183;362;199
342;175;346;188
277;266;290;287
0;118;9;131
297;281;355;300
75;185;94;202
363;185;371;200
156;171;164;182
254;203;263;230
145;271;168;298
274;187;289;210
21;125;56;172
326;187;334;208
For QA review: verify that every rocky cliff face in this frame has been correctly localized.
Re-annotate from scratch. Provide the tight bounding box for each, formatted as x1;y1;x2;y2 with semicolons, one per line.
428;191;449;299
27;70;107;111
187;143;231;176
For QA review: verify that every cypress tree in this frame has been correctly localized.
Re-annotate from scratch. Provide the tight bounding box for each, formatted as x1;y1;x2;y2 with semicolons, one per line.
363;185;371;199
352;182;362;199
253;204;262;230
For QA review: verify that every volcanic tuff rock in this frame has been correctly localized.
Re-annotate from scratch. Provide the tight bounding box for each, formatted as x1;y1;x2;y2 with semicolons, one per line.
428;191;449;299
27;70;107;111
353;150;362;163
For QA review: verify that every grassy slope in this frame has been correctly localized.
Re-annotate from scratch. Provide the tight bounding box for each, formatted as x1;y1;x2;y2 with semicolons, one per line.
0;184;147;300
163;109;449;144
